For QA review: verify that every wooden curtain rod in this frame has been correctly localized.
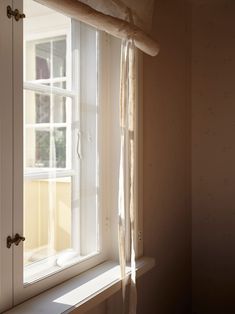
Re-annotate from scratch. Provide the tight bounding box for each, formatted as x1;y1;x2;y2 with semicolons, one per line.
35;0;160;56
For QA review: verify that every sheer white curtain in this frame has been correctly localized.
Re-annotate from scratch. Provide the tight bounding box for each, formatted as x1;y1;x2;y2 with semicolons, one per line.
118;38;137;313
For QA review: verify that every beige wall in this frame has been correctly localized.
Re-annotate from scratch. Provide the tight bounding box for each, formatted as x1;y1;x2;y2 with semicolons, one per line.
137;0;191;313
192;1;235;313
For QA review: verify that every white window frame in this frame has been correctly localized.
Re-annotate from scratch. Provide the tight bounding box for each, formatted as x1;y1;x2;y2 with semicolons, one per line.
23;17;82;282
24;23;72;174
13;1;113;305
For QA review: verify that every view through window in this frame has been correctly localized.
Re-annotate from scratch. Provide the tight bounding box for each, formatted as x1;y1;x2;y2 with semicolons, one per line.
23;0;99;283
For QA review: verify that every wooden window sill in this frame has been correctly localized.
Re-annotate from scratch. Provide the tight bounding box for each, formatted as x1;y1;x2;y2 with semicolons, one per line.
4;257;155;314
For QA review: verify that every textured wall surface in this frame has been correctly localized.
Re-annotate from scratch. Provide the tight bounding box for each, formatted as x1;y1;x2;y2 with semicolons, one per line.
192;1;235;313
88;1;235;313
137;0;192;313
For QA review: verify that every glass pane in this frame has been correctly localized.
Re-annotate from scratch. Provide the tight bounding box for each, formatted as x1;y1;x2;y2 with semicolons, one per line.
25;91;50;124
36;42;51;80
53;39;66;78
24;90;70;124
25;128;66;168
36;94;50;123
35;130;50;167
52;95;67;123
54;127;67;168
24;177;72;270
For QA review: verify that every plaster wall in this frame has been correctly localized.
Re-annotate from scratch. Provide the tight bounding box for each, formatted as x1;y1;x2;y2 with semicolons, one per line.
192;1;235;313
137;0;191;313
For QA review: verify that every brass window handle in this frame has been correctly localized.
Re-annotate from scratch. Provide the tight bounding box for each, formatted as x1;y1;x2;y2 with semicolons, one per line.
7;234;26;248
7;5;26;21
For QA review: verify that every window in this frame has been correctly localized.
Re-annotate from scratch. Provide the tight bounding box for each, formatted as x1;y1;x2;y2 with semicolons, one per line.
25;37;69;170
0;0;142;311
22;1;103;286
24;27;75;282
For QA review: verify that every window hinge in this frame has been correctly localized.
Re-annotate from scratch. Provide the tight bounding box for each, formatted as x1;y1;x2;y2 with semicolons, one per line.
7;5;26;21
7;233;26;249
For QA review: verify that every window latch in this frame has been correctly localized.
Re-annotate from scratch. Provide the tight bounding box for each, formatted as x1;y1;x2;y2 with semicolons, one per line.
7;5;26;21
77;131;82;160
7;233;26;249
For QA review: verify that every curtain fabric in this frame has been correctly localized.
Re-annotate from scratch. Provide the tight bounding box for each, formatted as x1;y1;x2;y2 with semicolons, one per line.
118;39;137;314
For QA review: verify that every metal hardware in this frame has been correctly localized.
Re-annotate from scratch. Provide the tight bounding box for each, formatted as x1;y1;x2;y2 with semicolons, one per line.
7;233;25;249
7;5;14;19
138;231;142;241
14;233;26;246
76;131;82;160
7;5;25;21
14;9;26;21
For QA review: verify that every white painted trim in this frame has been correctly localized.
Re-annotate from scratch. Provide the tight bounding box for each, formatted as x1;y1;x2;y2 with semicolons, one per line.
5;257;155;314
136;51;144;258
13;0;25;307
97;32;122;262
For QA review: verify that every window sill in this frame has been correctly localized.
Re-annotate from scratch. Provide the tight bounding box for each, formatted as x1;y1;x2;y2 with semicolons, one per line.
4;257;155;314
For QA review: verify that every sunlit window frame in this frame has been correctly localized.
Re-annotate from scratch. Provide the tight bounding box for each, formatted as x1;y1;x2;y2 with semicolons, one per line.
24;29;74;179
23;21;84;281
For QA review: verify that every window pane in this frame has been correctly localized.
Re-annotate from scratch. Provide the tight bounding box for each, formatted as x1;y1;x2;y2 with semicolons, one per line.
53;39;66;78
24;90;51;124
25;91;50;124
24;90;70;124
24;177;72;281
54;127;66;168
36;94;50;123
36;42;51;80
25;128;66;168
52;95;67;123
35;130;50;167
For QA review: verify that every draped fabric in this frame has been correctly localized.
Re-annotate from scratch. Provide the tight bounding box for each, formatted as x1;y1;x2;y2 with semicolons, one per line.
118;39;137;313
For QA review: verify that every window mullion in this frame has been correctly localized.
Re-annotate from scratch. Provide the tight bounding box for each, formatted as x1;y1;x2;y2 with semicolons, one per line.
70;19;80;254
24;82;76;98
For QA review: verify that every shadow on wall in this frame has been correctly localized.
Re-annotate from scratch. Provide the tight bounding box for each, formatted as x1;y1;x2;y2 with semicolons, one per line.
192;0;235;313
